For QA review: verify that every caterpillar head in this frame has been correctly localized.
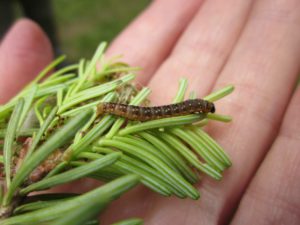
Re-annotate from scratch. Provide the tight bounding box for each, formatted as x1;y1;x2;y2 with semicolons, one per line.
210;103;215;113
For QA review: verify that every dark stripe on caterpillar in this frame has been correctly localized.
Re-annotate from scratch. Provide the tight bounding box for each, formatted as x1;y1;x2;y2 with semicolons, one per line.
97;99;215;122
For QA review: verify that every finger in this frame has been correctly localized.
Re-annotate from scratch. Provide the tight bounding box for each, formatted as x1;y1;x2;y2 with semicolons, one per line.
102;0;255;224
197;0;300;222
106;0;203;84
0;19;53;103
148;0;254;103
231;87;300;225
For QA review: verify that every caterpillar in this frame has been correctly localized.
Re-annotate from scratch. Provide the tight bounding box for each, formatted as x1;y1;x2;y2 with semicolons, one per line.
97;99;215;122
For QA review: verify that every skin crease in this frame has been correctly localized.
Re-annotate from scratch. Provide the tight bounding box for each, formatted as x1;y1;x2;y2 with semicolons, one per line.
1;0;300;224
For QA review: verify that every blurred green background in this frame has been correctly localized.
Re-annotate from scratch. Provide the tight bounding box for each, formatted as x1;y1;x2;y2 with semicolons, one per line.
0;0;149;61
52;0;150;61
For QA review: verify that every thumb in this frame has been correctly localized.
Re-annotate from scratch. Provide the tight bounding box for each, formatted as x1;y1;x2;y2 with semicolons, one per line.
0;19;53;103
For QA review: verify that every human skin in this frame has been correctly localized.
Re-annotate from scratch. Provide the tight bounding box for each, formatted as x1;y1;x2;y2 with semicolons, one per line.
0;0;299;224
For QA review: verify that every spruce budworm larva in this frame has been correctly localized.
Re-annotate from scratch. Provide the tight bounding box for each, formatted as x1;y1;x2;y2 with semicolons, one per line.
97;99;215;121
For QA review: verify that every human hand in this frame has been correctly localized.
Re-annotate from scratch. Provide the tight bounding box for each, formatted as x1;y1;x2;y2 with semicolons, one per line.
1;0;299;224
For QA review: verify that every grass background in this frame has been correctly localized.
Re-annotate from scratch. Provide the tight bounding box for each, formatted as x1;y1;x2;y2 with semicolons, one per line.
52;0;150;61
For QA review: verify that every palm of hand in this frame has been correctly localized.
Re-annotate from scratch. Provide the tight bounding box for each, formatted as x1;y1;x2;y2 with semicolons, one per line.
0;0;299;224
